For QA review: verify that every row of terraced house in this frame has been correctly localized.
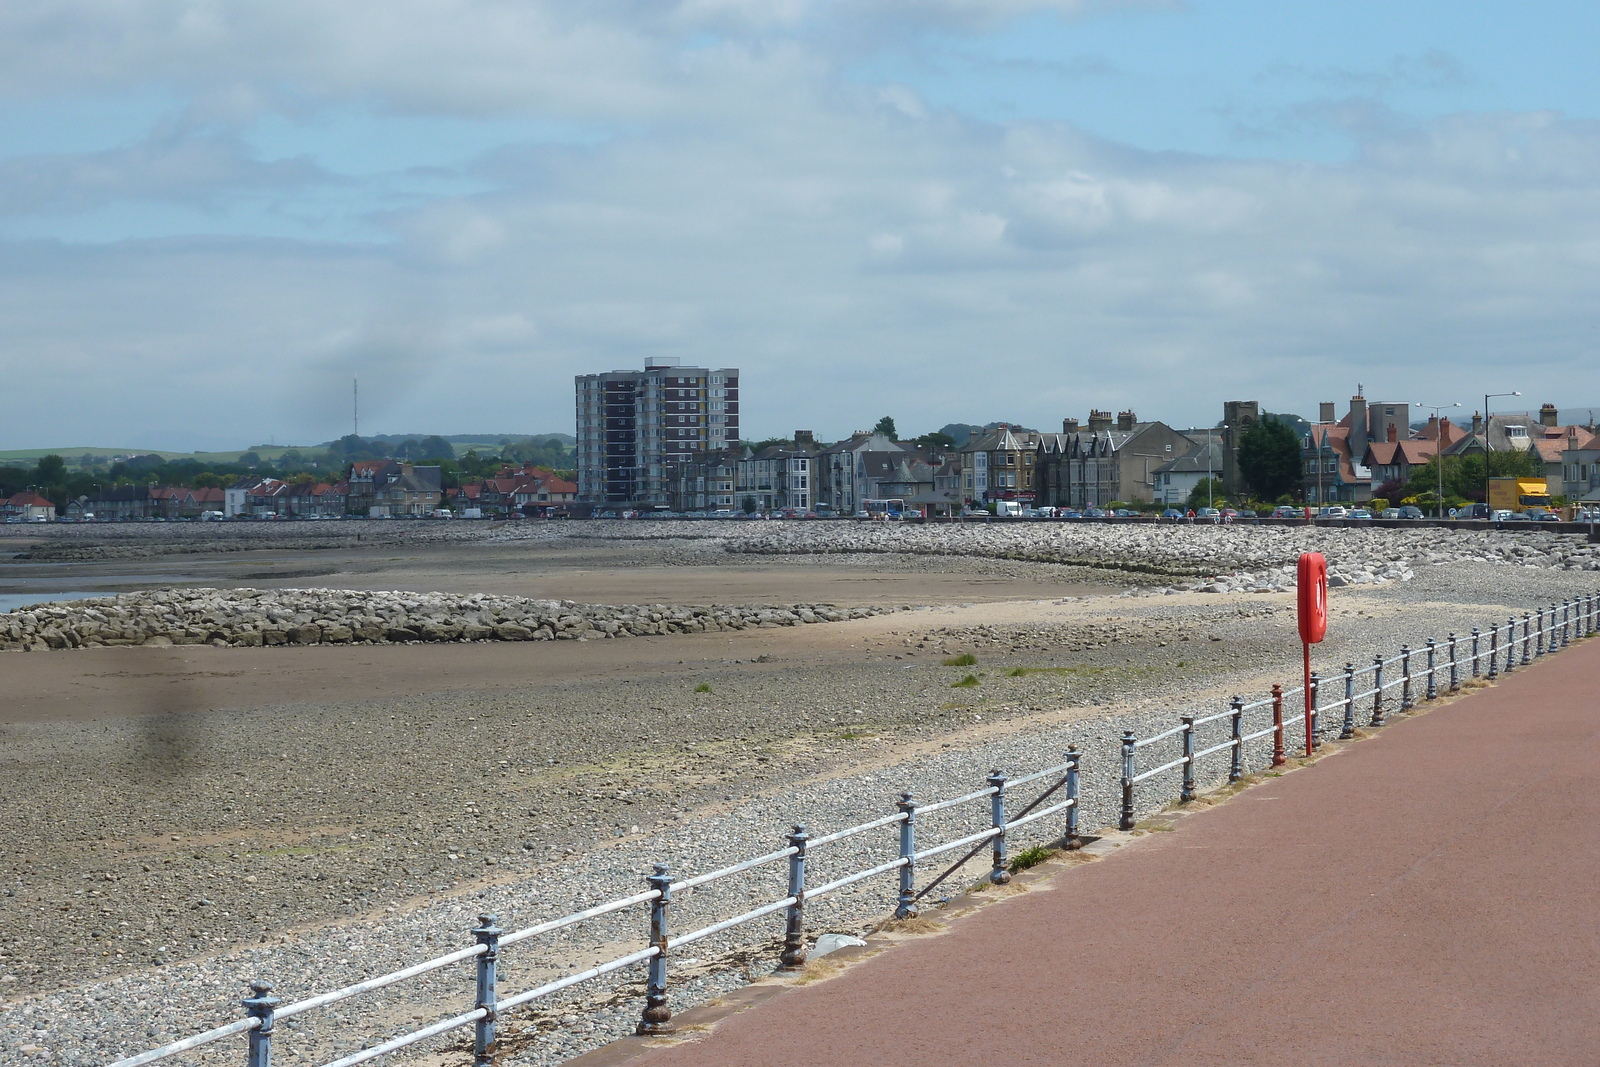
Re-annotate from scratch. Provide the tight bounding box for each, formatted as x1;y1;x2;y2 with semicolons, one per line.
662;411;1201;515
45;462;577;521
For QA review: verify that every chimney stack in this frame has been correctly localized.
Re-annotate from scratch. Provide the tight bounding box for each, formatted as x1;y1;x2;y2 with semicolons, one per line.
1319;401;1336;424
1087;409;1113;432
1439;419;1454;448
1472;411;1483;435
1348;395;1369;458
1540;403;1559;427
1117;410;1136;431
1389;423;1399;442
1062;417;1080;434
794;430;814;445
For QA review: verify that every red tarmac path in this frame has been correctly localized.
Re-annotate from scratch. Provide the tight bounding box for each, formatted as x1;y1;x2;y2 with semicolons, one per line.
604;634;1600;1066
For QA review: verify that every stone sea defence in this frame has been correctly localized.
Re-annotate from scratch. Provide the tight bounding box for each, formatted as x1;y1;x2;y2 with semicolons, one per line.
0;588;898;652
585;522;1600;592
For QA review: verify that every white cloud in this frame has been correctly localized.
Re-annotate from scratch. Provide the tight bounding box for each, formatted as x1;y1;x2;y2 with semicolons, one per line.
0;2;1597;449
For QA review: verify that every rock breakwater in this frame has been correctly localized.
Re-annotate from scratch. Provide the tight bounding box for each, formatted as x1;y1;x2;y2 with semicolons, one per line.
0;588;900;652
613;522;1598;592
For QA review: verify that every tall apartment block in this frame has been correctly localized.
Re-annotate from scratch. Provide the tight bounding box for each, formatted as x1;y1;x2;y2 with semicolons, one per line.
575;358;740;505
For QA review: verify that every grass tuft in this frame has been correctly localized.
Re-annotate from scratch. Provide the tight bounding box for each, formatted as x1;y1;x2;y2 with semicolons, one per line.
1008;845;1053;872
693;682;712;693
941;652;977;667
951;674;980;688
1005;665;1103;678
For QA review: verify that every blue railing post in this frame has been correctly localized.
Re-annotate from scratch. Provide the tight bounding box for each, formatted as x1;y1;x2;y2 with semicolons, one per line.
243;981;278;1067
779;825;809;970
988;772;1011;885
471;914;501;1067
1064;746;1082;848
1425;639;1438;701
1471;627;1481;678
1448;633;1458;691
1371;654;1385;727
1504;616;1517;673
1341;663;1356;739
1119;731;1137;830
1488;621;1500;680
1228;697;1244;781
1522;612;1533;666
1536;607;1546;657
895;793;918;919
638;865;674;1035
1562;600;1571;648
1180;714;1197;801
1400;645;1413;710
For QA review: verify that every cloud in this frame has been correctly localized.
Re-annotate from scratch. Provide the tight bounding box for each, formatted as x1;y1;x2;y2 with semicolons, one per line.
0;129;330;215
0;0;1144;121
1257;50;1476;96
0;4;1597;449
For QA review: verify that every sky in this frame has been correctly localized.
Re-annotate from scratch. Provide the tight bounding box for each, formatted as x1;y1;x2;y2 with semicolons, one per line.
3;0;1599;451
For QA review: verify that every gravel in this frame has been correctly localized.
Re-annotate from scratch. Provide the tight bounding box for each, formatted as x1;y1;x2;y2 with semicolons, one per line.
2;524;1597;1067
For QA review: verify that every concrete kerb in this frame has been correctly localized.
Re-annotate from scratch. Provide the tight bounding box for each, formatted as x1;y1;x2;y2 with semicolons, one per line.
553;657;1541;1067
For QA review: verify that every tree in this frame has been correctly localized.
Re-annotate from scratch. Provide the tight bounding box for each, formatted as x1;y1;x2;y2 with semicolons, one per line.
32;454;66;486
1186;478;1224;509
740;495;758;515
418;435;455;461
1236;418;1301;500
914;431;956;450
872;416;898;440
1406;449;1539;504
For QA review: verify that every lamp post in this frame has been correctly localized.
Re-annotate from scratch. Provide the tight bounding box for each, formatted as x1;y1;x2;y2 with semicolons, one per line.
1415;401;1461;517
1206;424;1229;511
1484;391;1522;512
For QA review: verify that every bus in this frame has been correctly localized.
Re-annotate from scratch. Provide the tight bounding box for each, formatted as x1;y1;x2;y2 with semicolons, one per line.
861;498;906;520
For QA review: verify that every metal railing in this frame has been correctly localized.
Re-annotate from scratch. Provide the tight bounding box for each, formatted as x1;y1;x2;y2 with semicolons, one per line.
106;590;1600;1067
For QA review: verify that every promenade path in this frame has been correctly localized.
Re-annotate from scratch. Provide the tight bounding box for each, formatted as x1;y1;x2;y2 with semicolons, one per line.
593;634;1600;1066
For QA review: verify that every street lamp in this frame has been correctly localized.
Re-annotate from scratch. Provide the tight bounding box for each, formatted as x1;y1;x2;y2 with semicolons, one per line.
1484;390;1522;512
1415;401;1461;517
1206;424;1229;511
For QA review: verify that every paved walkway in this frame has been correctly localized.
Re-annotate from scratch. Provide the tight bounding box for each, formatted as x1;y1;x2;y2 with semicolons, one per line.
608;636;1600;1066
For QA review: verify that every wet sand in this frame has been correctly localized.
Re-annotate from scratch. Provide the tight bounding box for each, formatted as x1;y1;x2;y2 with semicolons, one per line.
0;541;1112;606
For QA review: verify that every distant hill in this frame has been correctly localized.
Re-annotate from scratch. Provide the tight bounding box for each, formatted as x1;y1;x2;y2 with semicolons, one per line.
314;432;574;448
2;432;576;472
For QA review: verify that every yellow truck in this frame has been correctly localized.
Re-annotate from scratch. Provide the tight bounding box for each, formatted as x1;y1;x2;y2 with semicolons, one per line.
1488;477;1553;514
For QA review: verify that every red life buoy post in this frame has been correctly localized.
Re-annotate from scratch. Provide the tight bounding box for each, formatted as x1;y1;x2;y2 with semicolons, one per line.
1297;552;1328;757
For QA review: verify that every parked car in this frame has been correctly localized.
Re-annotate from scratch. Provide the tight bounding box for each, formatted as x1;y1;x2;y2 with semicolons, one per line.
1161;508;1184;521
1348;508;1373;520
1397;505;1424;519
1459;503;1493;519
1112;508;1136;518
1317;505;1348;518
1195;507;1222;523
1084;507;1107;518
1492;509;1514;521
1270;505;1301;519
1524;507;1560;521
1060;508;1082;519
